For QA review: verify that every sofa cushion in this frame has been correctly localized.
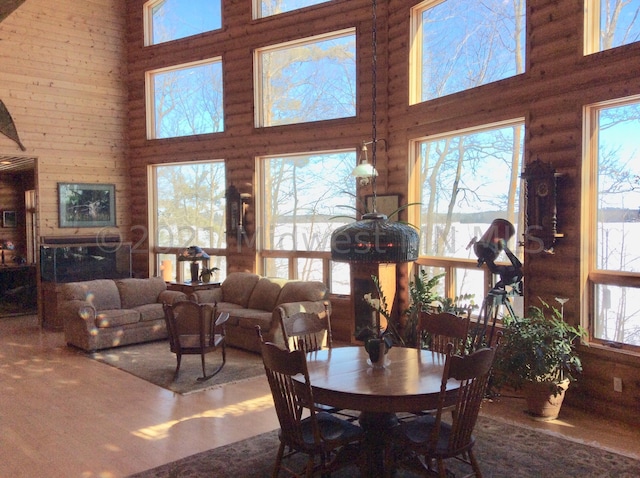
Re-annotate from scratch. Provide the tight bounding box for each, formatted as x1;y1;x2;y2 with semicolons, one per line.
215;302;249;326
247;277;289;312
277;280;327;305
62;279;121;311
231;309;273;330
95;309;141;328
220;272;260;307
133;303;165;322
116;277;166;309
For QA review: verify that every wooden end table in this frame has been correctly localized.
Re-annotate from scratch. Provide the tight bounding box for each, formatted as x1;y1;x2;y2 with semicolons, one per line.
165;281;220;295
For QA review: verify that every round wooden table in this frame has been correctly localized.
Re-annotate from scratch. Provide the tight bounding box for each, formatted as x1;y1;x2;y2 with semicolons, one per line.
298;346;456;476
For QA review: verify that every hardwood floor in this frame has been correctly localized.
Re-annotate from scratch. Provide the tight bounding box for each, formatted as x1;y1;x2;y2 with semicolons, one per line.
1;314;638;477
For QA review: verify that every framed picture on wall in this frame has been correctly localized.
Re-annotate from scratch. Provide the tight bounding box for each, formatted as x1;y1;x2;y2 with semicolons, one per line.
58;183;116;228
2;211;16;227
365;194;399;220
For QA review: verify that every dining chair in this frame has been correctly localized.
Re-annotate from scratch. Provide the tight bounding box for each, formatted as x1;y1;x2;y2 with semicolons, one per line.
280;306;332;353
280;307;359;422
385;343;498;478
255;326;365;478
416;310;471;355
163;301;229;382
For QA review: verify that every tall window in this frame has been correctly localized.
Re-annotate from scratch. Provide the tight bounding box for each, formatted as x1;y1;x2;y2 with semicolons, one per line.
146;59;224;139
584;97;640;350
410;120;525;309
144;0;222;46
255;29;356;127
152;161;226;281
585;0;640;54
254;0;330;19
258;150;356;292
410;0;526;104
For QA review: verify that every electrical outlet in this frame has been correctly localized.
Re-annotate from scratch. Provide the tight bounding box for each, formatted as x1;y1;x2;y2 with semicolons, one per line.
613;377;623;393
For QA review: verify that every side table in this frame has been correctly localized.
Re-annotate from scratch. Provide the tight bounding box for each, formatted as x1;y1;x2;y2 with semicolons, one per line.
166;281;221;295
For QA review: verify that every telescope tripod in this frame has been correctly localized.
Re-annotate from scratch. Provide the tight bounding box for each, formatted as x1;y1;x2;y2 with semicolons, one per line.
469;286;517;350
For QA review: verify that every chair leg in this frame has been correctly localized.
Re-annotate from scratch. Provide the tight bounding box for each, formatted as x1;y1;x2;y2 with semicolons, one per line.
173;353;182;380
271;442;285;478
468;449;483;478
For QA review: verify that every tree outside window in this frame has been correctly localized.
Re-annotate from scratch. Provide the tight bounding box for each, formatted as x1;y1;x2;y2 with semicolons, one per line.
145;0;222;46
148;59;224;139
585;0;640;54
256;30;356;127
411;0;525;103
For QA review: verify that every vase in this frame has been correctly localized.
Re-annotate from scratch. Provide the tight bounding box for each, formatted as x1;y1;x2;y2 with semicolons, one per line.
366;339;388;368
190;262;199;283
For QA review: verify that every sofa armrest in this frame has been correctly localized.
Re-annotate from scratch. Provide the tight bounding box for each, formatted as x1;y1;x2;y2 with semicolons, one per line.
158;290;188;305
190;288;222;304
62;299;99;348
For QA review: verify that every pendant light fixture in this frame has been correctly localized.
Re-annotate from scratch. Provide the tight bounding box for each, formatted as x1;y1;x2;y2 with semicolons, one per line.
330;0;419;264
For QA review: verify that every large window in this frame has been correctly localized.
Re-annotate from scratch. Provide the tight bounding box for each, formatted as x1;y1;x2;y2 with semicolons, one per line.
410;120;525;313
152;161;227;281
254;0;330;19
146;59;224;139
410;0;526;104
255;29;356;127
258;150;356;292
584;97;640;350
144;0;222;46
585;0;640;54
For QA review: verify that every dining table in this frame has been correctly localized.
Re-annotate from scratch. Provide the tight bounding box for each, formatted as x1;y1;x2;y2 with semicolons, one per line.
297;345;458;476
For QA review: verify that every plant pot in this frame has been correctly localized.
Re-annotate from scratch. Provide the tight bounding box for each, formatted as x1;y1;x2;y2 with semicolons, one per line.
523;379;569;421
200;272;211;283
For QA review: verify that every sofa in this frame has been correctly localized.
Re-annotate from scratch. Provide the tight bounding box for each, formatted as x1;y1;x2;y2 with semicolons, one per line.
61;276;188;352
189;272;330;353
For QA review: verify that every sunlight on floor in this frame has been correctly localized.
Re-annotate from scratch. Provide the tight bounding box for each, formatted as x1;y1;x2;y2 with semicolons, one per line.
132;394;275;440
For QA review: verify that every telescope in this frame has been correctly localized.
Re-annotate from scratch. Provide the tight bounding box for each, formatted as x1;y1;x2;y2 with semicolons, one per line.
470;219;523;292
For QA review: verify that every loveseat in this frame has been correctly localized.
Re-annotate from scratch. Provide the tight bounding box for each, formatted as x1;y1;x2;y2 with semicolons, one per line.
61;276;188;352
189;272;330;353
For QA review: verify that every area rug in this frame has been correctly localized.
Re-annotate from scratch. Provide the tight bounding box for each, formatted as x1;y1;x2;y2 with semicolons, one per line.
91;340;265;395
128;415;640;477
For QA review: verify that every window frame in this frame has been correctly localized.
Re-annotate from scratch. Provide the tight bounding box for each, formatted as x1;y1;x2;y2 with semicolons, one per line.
582;95;640;354
408;118;526;318
143;0;223;47
145;57;224;140
148;160;227;282
253;28;356;128
255;149;356;291
584;0;640;55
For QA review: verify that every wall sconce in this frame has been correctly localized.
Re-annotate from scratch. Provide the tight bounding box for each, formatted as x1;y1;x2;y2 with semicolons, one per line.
226;185;251;235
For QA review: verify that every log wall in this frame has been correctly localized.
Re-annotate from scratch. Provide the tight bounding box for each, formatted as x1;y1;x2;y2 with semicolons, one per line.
0;0;129;241
0;0;637;426
125;0;640;425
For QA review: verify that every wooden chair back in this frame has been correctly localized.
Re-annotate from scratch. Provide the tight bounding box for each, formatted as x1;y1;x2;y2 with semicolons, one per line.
163;301;229;381
256;327;321;450
416;311;470;354
281;309;332;353
430;344;497;453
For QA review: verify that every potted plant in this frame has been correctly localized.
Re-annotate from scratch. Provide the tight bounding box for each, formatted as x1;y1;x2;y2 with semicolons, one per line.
492;298;587;420
356;275;401;366
199;266;219;283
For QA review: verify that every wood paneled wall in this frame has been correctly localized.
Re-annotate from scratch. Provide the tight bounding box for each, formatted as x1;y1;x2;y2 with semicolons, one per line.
125;0;640;425
0;0;129;240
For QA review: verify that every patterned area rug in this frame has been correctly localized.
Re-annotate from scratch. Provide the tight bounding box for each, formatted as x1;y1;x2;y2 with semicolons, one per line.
128;415;640;477
91;340;265;394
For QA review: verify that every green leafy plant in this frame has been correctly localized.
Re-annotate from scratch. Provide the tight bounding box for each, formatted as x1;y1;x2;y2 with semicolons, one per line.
199;266;219;282
493;298;587;395
356;275;402;352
